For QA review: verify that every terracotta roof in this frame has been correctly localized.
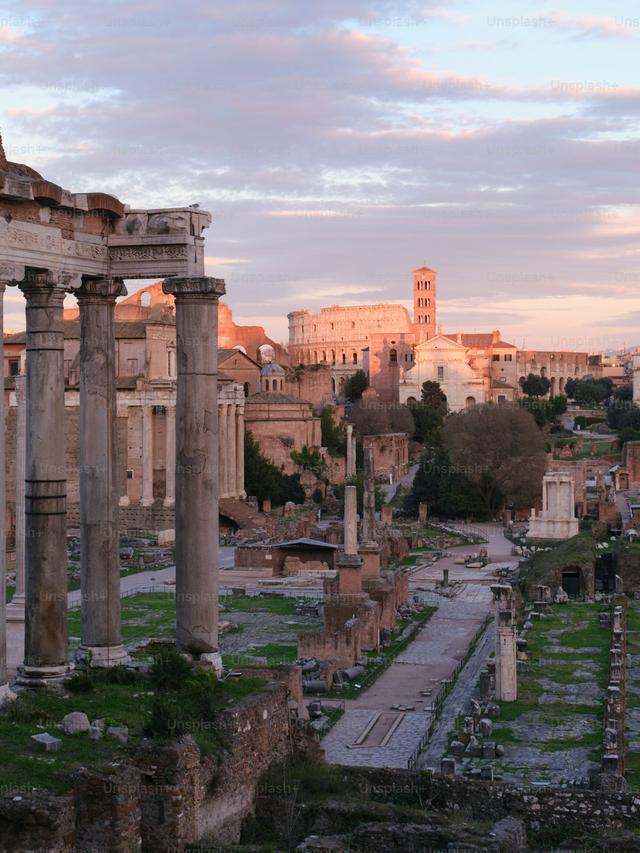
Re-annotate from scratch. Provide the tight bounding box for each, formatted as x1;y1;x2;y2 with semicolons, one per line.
218;348;261;367
443;333;516;348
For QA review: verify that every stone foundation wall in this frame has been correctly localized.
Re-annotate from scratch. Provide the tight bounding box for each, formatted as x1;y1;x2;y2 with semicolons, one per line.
298;622;361;668
337;767;640;835
0;681;299;852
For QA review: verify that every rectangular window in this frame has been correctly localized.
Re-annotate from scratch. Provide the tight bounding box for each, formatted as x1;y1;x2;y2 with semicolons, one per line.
126;358;138;375
492;354;500;362
9;358;20;377
437;366;444;380
504;354;513;362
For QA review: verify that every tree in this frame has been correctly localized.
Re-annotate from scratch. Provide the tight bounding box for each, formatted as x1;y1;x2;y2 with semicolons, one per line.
443;405;546;516
344;370;369;402
614;384;633;402
290;445;324;476
565;377;613;405
350;400;414;436
244;431;304;505
421;380;447;412
408;402;443;447
520;373;551;398
518;394;567;428
405;449;486;518
320;406;346;457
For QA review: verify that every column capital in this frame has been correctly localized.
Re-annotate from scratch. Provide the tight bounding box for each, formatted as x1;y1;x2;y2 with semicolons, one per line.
18;269;71;301
76;277;127;303
162;276;226;299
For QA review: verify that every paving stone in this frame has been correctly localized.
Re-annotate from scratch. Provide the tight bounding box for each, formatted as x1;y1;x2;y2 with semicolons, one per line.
30;733;62;752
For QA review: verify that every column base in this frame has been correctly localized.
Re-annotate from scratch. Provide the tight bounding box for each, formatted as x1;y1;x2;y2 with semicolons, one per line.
163;497;175;508
6;594;26;622
140;498;154;508
16;662;74;689
119;495;131;507
76;645;130;668
0;683;17;707
188;651;223;676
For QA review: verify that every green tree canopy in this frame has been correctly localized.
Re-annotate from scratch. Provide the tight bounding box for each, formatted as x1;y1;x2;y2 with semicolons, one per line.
320;406;346;457
244;431;305;506
519;373;551;398
421;380;447;411
349;399;414;436
344;370;369;402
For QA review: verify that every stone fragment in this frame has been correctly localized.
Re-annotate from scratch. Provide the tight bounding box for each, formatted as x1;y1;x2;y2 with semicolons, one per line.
480;765;494;781
106;726;129;744
440;757;456;776
30;733;62;752
89;719;106;740
478;717;493;737
451;740;466;758
482;741;496;759
62;711;90;735
486;703;501;718
468;735;482;758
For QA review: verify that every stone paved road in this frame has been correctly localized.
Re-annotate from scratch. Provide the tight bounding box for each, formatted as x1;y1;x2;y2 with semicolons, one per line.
323;523;513;769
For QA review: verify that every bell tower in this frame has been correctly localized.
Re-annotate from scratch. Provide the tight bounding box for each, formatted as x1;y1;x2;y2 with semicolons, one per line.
413;266;436;342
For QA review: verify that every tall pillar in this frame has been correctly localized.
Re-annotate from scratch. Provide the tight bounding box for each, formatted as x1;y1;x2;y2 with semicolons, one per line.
163;405;176;507
361;446;377;544
76;278;128;667
344;485;359;556
346;424;355;477
162;276;226;668
140;405;154;506
236;407;245;498
7;371;26;621
219;402;228;499
227;404;237;498
492;584;517;702
17;272;71;685
118;406;131;507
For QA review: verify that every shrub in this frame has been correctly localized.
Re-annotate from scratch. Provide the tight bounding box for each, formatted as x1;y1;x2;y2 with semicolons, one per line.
66;672;95;694
149;648;192;692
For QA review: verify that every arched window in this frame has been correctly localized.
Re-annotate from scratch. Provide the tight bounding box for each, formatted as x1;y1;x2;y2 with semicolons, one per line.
352;352;358;365
390;348;398;363
426;314;431;324
341;352;346;365
465;396;476;409
331;350;336;364
322;351;327;362
243;382;250;397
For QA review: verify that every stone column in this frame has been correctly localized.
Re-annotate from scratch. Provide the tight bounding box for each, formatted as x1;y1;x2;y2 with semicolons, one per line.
7;371;26;621
76;278;128;667
346;424;356;477
236;406;245;498
162;276;226;668
17;272;71;685
227;404;237;498
361;446;377;544
492;584;517;702
344;485;358;556
163;405;176;508
140;405;154;506
218;402;228;499
118;407;130;508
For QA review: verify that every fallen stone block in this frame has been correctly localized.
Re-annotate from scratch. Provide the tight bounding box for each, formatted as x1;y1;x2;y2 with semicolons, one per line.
106;726;129;744
62;711;90;735
30;733;62;752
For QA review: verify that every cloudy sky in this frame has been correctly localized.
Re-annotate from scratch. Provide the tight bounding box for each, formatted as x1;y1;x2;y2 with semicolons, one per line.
1;0;639;351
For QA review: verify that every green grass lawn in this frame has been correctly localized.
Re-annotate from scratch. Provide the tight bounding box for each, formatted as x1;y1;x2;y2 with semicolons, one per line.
490;604;608;769
0;667;265;794
237;643;298;665
219;595;299;616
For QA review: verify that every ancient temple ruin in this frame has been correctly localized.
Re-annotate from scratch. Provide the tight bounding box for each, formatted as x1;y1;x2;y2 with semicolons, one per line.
0;132;224;692
528;471;579;541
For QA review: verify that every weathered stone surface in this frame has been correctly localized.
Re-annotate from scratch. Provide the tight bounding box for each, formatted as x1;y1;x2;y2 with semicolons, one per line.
62;711;90;735
106;726;129;744
30;733;62;752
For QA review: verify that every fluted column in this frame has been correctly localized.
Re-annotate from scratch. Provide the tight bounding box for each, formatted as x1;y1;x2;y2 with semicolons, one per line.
346;423;355;477
163;405;176;507
236;407;245;498
219;402;229;499
162;276;226;668
6;371;26;622
76;278;128;667
227;404;237;497
140;404;154;506
17;272;70;685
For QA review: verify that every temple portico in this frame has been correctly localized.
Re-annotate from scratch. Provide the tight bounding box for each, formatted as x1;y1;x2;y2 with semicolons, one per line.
0;132;221;689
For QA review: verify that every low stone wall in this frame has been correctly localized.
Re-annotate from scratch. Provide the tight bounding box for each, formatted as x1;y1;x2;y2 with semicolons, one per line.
338;767;640;835
0;680;302;852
